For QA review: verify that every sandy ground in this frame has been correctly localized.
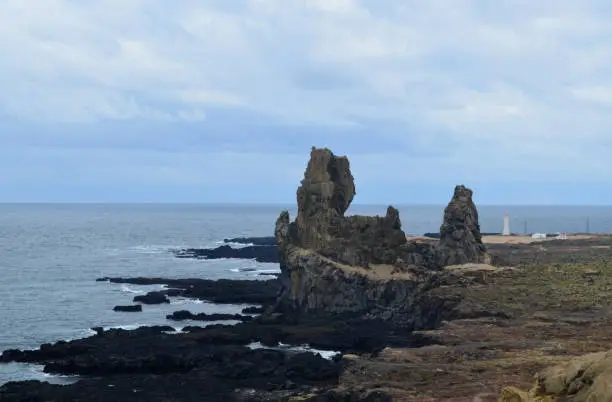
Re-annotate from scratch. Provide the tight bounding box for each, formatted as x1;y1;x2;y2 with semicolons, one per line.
407;234;599;244
482;234;596;244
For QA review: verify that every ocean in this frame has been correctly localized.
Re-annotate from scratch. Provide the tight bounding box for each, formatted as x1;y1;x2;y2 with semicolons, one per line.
1;203;611;385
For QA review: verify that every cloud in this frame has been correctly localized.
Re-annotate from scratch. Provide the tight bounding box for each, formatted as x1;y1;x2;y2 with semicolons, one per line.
0;0;611;202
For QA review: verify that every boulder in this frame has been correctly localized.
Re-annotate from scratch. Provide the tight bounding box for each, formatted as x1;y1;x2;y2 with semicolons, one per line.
437;185;491;266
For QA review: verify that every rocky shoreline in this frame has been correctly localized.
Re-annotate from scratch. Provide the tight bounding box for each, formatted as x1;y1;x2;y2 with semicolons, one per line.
3;147;612;401
0;273;434;401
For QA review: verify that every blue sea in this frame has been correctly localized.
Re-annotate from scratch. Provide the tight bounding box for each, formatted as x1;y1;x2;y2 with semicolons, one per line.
1;203;611;385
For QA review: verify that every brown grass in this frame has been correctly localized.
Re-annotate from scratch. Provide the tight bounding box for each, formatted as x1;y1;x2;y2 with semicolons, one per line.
335;237;612;401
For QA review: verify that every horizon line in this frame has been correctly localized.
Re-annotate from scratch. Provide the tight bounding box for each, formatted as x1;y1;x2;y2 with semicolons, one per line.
0;201;609;207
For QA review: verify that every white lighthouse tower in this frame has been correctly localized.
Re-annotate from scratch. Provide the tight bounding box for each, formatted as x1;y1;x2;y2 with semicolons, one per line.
502;212;511;236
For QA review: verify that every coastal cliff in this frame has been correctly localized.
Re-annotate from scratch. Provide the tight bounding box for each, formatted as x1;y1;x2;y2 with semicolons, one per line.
274;147;492;324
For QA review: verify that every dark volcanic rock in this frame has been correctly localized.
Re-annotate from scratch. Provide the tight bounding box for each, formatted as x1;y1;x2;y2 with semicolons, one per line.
0;312;439;401
258;272;280;277
174;244;279;263
224;236;276;246
99;277;279;305
133;291;170;305
166;310;253;322
437;185;492;266
284;147;419;268
113;304;142;312
0;325;343;401
243;306;265;314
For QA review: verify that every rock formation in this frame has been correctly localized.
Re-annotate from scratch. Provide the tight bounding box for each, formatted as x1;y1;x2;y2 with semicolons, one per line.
290;147;408;267
274;147;443;324
437;185;491;266
274;147;494;324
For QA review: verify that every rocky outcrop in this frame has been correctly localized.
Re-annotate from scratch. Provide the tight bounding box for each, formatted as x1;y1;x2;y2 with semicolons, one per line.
133;291;170;305
0;325;344;402
437;185;491;266
166;310;253;322
500;349;612;401
276;244;450;328
173;244;278;263
97;277;280;305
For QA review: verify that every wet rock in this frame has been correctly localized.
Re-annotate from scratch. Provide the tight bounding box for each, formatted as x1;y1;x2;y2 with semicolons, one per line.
243;306;265;314
0;324;342;401
224;236;276;246
98;277;279;305
133;291;170;305
113;305;142;312
174;244;278;263
166;310;253;322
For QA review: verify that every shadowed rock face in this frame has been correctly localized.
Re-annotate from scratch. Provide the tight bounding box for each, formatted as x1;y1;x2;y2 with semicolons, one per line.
437;185;490;266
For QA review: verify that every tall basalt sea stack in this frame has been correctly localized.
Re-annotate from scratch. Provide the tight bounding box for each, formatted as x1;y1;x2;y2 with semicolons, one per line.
437;185;491;266
279;147;418;268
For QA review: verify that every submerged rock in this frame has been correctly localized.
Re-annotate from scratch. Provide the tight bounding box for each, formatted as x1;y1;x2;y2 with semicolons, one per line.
113;305;142;312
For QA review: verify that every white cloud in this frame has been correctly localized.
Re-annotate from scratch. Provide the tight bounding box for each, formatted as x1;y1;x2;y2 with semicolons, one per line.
0;0;611;181
178;90;246;106
571;86;612;105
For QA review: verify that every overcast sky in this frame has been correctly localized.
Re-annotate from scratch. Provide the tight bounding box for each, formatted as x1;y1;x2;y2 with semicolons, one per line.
1;0;611;204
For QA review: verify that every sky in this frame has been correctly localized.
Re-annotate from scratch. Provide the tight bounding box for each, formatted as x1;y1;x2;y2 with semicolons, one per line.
1;0;612;204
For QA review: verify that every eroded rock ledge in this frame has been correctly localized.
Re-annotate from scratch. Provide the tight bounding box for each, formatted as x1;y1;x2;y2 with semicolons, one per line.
274;147;494;324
